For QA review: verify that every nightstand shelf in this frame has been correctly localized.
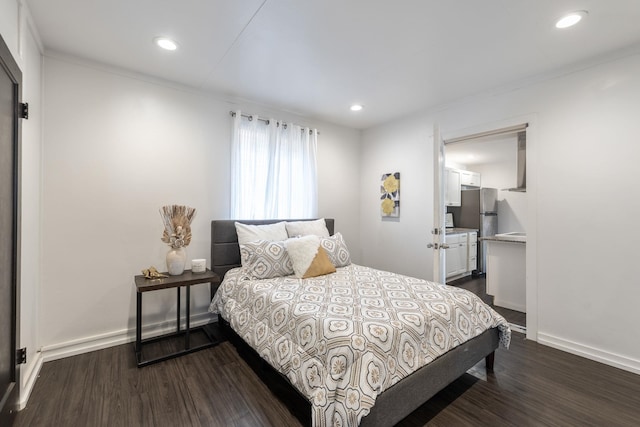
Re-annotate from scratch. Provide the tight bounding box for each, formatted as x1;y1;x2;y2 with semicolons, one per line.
134;269;221;367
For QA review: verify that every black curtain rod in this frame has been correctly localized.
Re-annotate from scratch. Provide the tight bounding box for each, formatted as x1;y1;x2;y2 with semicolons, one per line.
230;111;270;124
229;111;319;135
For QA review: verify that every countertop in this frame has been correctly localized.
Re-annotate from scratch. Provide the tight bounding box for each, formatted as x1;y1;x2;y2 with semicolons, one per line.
445;227;478;234
481;236;526;244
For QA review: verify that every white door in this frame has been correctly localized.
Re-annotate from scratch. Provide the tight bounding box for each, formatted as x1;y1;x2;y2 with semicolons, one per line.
430;124;446;283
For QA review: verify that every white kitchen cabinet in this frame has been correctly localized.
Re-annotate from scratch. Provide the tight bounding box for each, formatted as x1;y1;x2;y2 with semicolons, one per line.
445;168;461;207
460;170;481;187
485;239;526;312
445;232;468;279
445;168;481;206
444;243;458;278
468;232;478;271
446;231;479;281
445;234;461;277
456;238;467;275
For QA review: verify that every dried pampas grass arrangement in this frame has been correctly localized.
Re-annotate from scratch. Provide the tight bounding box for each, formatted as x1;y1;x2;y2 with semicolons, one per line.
159;205;196;249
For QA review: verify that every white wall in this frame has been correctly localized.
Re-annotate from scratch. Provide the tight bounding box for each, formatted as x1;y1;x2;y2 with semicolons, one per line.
39;55;361;358
359;114;434;279
0;0;19;60
361;51;640;374
17;19;42;408
1;0;44;408
473;158;527;234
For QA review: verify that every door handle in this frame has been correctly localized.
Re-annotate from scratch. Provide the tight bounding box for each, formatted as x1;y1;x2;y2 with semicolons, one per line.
427;243;450;249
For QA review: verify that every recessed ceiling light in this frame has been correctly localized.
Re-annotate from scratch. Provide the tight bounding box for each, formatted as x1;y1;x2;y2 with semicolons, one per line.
350;104;363;112
154;37;178;51
555;11;588;29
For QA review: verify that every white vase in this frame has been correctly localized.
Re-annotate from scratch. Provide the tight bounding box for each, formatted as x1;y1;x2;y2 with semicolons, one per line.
166;247;187;275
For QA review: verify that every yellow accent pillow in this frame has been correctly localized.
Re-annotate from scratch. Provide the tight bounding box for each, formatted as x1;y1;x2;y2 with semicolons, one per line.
302;247;336;278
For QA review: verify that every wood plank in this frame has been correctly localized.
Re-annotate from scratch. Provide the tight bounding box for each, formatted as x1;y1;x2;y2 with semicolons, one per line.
14;332;640;426
449;275;527;327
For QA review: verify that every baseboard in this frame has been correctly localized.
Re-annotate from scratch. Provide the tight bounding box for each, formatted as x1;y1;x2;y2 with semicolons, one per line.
18;350;44;410
508;323;526;334
538;332;640;375
41;311;215;362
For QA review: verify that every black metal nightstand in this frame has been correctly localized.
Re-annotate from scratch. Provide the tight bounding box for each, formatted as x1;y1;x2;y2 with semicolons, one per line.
133;269;221;367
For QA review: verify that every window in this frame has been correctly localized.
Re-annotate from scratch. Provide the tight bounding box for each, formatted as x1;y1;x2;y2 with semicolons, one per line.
230;111;318;219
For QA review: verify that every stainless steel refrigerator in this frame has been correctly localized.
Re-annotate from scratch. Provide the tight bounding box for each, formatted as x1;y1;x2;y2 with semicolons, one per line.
458;188;498;274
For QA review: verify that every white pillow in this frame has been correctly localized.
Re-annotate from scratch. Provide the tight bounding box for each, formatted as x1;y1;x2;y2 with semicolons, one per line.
235;221;288;244
285;235;336;279
285;219;330;238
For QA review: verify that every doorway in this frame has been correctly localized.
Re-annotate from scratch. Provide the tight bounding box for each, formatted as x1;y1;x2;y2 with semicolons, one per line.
0;34;22;423
434;122;530;333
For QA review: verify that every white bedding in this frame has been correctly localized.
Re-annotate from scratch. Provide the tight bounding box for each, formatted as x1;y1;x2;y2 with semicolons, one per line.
209;264;510;426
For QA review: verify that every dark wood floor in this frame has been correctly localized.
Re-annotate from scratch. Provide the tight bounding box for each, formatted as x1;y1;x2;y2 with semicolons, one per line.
14;329;640;426
449;275;526;328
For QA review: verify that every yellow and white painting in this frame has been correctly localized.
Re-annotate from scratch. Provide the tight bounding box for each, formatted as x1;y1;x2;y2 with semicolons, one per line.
380;172;400;217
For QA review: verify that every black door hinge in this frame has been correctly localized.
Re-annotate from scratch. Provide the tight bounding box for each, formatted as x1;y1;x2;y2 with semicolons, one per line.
17;347;26;364
19;102;29;119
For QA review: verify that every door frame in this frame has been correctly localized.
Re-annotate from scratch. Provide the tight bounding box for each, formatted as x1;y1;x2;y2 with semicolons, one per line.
0;33;22;422
432;124;446;284
436;114;538;341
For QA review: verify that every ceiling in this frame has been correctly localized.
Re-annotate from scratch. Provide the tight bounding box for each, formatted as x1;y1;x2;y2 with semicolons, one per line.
25;0;640;130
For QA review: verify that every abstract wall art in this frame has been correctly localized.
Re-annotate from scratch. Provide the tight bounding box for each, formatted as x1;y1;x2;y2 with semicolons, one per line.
380;172;400;217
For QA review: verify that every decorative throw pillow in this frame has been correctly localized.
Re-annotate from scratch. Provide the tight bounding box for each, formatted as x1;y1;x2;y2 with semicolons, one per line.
239;240;294;279
320;232;352;267
285;235;336;279
235;221;288;244
285;218;330;238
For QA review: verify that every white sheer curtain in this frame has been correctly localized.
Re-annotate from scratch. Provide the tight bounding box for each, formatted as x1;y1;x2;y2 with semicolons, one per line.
230;111;318;219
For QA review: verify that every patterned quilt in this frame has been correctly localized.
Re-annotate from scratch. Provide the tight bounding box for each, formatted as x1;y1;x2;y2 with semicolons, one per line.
209;264;510;427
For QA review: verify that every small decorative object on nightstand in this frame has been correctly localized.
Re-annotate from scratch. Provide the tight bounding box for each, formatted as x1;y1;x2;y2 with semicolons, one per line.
191;258;206;273
159;205;196;275
141;266;167;279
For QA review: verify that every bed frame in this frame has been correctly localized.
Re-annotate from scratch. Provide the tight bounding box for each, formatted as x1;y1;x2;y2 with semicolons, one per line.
211;219;499;427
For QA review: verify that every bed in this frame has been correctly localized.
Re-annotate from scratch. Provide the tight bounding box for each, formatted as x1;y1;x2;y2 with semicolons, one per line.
209;218;510;427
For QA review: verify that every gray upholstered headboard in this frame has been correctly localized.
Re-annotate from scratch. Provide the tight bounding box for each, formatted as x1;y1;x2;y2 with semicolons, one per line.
210;218;335;280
